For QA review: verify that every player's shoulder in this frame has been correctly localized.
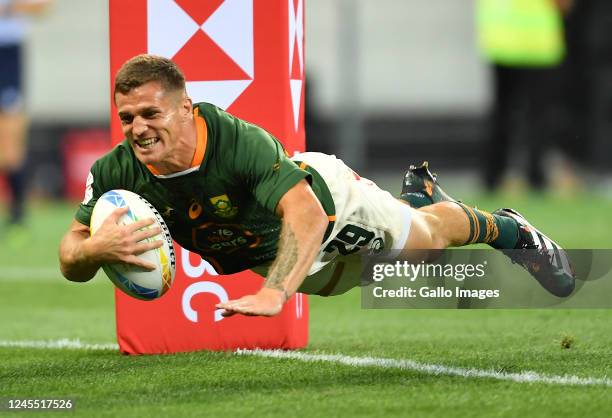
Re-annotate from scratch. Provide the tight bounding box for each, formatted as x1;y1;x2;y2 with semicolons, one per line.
194;102;273;150
193;102;230;127
194;102;260;133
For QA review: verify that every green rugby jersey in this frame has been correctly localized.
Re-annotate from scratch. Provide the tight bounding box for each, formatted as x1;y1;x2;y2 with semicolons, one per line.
76;102;334;274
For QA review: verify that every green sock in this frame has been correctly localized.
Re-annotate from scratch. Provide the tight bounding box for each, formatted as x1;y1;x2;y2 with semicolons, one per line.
455;203;519;249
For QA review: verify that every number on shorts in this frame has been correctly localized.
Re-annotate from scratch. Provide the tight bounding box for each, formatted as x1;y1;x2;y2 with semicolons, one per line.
323;224;375;255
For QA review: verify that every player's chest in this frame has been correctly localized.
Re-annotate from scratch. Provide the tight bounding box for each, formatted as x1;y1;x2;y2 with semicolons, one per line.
135;177;254;228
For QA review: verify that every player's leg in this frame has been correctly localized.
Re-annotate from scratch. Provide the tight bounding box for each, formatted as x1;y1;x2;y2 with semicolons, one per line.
401;201;519;251
0;114;27;167
399;163;575;297
0;44;29;245
0;44;27;172
403;201;574;297
482;65;518;191
0;112;29;247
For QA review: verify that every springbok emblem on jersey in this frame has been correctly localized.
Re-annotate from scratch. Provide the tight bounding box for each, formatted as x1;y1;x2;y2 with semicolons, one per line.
210;194;238;218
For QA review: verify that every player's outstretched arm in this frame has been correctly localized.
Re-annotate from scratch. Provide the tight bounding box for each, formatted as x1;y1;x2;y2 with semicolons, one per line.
59;207;162;282
217;180;328;317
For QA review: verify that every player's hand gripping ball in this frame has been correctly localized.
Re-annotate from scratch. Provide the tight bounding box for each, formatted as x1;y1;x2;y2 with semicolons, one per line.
90;190;176;300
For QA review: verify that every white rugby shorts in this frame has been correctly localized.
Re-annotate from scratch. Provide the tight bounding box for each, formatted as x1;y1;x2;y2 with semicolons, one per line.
292;152;412;295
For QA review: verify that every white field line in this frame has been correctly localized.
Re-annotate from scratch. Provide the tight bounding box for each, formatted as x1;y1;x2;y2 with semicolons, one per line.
0;339;118;351
236;349;612;388
1;339;610;387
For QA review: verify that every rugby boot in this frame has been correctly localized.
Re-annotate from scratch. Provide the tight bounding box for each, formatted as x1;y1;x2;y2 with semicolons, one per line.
399;161;457;208
493;208;575;297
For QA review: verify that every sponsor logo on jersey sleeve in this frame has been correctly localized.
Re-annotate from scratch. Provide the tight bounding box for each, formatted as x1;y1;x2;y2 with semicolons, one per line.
82;172;94;204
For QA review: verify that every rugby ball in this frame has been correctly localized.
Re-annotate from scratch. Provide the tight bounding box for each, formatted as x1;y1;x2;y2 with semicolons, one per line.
90;189;176;300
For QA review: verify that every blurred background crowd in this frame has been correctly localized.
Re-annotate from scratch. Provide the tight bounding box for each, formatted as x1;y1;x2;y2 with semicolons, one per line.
1;0;611;242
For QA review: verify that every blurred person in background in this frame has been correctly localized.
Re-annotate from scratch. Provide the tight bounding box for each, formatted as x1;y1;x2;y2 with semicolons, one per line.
0;0;51;246
476;0;574;192
563;0;612;174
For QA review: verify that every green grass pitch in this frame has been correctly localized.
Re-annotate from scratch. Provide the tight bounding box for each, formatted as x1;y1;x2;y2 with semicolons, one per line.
1;192;611;418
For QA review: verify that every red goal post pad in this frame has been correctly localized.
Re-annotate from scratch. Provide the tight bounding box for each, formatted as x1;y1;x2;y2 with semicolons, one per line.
109;0;308;354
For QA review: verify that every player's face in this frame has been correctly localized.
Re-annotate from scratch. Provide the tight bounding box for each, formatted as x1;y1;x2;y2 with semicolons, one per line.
115;81;193;170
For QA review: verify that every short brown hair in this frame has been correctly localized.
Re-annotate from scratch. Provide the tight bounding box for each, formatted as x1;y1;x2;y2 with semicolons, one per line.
114;54;186;98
